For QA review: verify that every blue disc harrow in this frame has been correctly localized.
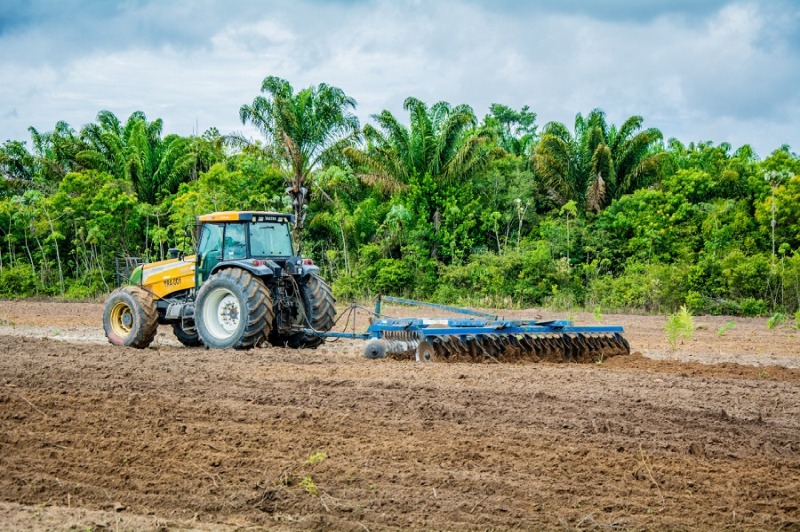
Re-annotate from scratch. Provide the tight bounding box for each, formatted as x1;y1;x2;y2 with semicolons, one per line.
309;296;630;364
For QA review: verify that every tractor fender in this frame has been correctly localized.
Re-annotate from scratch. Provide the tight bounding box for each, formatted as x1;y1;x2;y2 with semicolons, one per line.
300;263;320;277
210;260;275;280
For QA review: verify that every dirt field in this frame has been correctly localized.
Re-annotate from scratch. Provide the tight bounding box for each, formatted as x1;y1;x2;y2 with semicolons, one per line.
0;299;798;531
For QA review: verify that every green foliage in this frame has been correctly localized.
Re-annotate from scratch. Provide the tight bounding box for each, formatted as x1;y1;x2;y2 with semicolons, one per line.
298;475;318;495
666;306;696;351
533;109;664;212
587;262;689;313
305;452;327;466
0;263;38;298
766;313;787;330
240;76;360;244
717;321;736;336
0;89;798;314
432;241;577;307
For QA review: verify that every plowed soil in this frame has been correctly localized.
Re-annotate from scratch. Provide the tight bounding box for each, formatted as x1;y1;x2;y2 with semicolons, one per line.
0;299;798;531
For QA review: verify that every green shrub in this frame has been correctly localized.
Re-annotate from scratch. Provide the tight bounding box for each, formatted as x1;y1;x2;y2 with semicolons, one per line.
717;321;736;336
666;305;695;351
767;313;787;330
0;264;38;298
586;262;682;312
684;291;705;314
739;298;769;317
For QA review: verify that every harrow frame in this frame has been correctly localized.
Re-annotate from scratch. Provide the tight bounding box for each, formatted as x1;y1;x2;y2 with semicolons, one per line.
305;295;629;363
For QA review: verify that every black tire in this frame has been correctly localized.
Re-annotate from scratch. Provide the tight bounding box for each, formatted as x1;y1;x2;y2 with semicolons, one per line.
281;273;336;349
195;269;273;349
172;321;202;347
103;286;158;348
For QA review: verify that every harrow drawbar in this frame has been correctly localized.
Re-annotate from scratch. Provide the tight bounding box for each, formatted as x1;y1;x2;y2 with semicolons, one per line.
307;296;630;364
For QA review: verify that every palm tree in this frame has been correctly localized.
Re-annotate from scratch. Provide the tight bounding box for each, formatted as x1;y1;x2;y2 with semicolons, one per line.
0;140;35;194
28;121;84;187
78;111;161;202
346;97;498;191
533;109;664;212
240;76;360;245
78;111;205;204
345;97;500;259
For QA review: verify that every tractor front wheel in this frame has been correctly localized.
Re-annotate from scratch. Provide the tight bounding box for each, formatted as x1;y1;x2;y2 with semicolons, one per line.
195;269;273;349
103;286;158;348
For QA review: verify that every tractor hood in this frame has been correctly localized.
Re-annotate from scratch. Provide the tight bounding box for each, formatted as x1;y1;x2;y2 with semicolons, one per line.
131;255;197;299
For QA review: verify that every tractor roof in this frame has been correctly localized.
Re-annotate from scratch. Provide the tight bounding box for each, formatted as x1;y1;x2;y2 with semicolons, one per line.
196;211;294;223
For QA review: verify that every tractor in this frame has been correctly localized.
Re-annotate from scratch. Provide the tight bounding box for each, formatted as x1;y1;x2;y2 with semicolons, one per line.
103;211;335;349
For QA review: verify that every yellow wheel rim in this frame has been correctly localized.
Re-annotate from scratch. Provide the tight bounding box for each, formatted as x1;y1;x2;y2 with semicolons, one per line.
110;301;134;337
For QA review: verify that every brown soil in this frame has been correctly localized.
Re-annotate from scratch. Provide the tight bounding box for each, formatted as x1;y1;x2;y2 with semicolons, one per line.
0;299;799;530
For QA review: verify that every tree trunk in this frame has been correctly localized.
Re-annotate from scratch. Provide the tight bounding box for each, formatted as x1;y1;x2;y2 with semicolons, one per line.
287;171;308;255
43;207;65;295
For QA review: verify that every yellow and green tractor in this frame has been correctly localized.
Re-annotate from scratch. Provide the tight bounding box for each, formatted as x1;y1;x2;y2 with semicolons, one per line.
103;211;335;349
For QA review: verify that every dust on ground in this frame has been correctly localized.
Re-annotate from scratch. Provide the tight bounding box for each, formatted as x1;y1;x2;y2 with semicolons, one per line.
0;299;798;530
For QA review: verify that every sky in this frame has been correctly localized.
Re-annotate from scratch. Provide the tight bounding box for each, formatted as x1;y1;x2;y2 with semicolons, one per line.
1;0;798;158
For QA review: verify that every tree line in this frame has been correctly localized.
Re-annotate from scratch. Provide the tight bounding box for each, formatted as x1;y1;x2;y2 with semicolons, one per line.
1;75;799;316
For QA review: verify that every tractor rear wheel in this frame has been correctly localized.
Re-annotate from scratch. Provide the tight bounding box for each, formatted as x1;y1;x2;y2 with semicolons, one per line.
282;273;336;349
172;321;202;347
195;269;273;349
103;286;158;348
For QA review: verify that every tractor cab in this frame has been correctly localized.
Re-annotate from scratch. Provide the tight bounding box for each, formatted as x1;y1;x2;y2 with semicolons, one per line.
195;211;295;286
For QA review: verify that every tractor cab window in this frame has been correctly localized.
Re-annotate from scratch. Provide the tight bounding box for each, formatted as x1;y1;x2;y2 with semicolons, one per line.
196;223;224;285
197;223;223;256
223;223;247;260
249;221;293;257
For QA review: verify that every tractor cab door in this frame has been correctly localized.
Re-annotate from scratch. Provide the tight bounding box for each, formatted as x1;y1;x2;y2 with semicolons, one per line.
195;223;223;287
196;222;249;287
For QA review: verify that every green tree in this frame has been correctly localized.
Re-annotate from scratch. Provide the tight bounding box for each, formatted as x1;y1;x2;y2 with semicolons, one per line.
0;140;35;195
78;110;206;204
28;121;84;187
533;109;664;211
239;76;360;247
346;97;499;260
482;104;537;157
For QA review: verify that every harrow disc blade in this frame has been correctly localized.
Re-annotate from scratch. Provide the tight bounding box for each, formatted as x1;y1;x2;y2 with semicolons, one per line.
417;339;444;363
403;331;631;364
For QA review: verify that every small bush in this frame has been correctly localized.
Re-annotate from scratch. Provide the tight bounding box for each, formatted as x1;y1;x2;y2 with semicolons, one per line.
739;298;768;317
684;291;706;314
666;305;695;351
767;313;787;330
298;475;318;495
717;321;736;336
0;264;38;298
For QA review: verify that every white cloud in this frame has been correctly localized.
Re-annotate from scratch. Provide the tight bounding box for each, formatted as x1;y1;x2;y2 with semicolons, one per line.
0;0;798;157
